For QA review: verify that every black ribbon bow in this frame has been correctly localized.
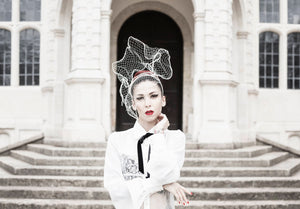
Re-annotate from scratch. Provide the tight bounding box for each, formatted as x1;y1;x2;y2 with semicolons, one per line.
137;132;153;177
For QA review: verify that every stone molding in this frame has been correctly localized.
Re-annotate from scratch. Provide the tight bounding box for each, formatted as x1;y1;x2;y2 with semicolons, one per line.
65;69;105;85
199;78;239;87
52;28;65;37
101;10;112;19
41;81;54;93
248;89;259;95
193;12;205;22
237;31;249;39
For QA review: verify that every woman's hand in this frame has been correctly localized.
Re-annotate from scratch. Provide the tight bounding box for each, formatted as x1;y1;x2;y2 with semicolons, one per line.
163;182;192;206
153;113;170;134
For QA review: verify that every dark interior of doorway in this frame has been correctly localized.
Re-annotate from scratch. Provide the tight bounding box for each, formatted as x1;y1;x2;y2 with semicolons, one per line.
116;10;183;131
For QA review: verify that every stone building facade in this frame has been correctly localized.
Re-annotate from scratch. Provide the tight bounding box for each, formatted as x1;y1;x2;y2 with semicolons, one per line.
0;0;299;148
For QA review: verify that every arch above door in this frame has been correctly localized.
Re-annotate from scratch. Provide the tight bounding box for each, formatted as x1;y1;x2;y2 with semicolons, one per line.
110;2;194;132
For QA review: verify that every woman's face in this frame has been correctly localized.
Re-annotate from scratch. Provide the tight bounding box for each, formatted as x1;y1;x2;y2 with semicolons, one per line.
132;80;166;125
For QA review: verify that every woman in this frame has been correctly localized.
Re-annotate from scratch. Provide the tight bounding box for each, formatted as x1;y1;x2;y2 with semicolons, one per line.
104;37;191;209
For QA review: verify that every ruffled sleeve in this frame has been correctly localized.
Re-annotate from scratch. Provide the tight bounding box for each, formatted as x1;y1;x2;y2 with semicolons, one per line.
103;133;131;208
146;130;186;185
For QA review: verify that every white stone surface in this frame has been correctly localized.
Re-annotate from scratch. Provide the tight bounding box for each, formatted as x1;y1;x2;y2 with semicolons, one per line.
0;0;299;148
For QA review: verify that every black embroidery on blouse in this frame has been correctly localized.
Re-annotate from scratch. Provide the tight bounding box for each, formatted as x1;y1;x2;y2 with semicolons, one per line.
121;154;143;181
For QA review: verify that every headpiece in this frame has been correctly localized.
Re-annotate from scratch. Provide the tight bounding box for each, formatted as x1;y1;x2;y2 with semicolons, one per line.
112;36;173;119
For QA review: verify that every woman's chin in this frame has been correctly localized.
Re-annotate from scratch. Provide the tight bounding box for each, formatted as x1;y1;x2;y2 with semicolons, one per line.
140;115;157;124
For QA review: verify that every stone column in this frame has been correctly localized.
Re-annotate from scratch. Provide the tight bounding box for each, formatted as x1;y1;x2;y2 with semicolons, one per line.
62;0;106;142
236;31;254;143
51;29;65;138
194;0;241;147
192;11;205;140
100;9;112;138
41;0;57;139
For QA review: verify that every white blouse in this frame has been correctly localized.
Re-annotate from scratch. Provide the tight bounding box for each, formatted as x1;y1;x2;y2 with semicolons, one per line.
104;121;186;209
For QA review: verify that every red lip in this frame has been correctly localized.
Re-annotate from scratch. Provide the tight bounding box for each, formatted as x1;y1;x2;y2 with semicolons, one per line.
145;110;154;115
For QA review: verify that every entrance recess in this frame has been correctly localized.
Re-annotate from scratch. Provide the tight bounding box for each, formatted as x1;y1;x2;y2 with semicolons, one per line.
116;11;183;131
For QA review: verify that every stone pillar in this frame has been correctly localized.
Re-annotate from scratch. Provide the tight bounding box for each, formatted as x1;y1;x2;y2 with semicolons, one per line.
41;0;57;139
194;0;241;147
51;29;65;138
62;0;106;142
192;11;205;140
100;9;112;138
234;31;256;143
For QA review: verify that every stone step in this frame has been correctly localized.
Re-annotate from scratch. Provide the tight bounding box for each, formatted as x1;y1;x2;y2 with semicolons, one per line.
0;176;104;187
0;156;103;176
10;150;105;166
181;158;300;177
1;186;300;201
185;142;256;150
178;176;300;188
183;152;289;167
187;187;300;200
0;199;114;209
1;156;299;177
0;199;299;209
0;175;299;189
27;144;106;157
1;175;300;188
0;186;110;200
185;146;272;158
176;200;300;209
43;139;107;148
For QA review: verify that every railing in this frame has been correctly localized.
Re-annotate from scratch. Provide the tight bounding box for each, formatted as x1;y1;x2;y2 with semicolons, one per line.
0;133;44;155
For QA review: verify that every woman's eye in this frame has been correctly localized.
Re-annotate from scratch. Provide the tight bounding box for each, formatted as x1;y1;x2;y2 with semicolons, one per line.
151;94;158;98
136;97;143;101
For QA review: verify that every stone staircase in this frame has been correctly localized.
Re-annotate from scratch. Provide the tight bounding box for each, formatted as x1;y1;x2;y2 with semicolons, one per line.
0;140;300;209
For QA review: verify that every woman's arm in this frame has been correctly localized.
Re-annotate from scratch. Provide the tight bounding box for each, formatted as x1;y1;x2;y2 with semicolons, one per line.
163;182;192;206
150;114;191;205
146;114;186;186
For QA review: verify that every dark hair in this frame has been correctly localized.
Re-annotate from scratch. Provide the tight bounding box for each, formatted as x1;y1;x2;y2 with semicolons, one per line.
130;73;163;96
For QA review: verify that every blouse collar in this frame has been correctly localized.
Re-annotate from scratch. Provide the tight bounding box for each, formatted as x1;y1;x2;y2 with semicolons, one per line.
132;121;155;140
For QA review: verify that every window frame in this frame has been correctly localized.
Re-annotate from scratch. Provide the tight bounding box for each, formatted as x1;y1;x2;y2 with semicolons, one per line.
259;0;280;23
287;32;300;89
259;31;280;88
0;0;41;87
257;0;300;90
0;29;11;86
19;28;40;86
0;0;12;22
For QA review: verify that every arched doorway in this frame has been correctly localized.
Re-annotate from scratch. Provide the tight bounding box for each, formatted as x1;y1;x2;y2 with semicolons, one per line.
116;10;183;131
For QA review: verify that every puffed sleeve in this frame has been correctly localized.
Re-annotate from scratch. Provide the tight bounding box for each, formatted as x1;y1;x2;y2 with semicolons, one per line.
146;130;186;186
104;133;163;209
104;133;131;208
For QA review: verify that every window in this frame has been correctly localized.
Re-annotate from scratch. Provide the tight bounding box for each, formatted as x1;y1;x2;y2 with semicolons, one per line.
288;0;300;24
287;33;300;89
0;1;41;87
20;0;41;21
259;32;279;88
259;0;280;23
0;0;12;21
0;29;11;86
19;29;40;86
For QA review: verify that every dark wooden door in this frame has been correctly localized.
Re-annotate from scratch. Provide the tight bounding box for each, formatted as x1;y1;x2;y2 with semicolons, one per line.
116;11;183;131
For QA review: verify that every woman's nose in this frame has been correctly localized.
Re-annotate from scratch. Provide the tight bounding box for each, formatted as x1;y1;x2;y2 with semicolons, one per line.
145;97;151;107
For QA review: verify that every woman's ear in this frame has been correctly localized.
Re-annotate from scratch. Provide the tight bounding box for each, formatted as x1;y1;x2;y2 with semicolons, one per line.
162;95;166;107
132;101;136;111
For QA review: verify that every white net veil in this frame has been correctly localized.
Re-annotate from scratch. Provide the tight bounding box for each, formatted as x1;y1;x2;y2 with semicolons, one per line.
112;36;173;119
